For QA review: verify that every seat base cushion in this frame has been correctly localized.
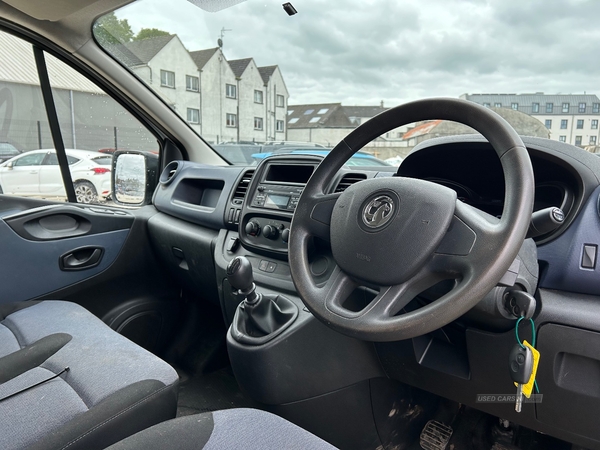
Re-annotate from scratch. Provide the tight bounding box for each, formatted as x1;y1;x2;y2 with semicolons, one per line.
107;408;337;450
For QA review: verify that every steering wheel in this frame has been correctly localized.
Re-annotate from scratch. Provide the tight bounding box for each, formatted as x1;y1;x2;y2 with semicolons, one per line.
288;98;534;341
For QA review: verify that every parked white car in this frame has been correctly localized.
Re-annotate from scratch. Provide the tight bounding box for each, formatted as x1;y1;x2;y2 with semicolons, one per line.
0;149;112;203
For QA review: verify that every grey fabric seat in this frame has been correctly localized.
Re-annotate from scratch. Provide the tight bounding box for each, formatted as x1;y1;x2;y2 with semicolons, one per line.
107;408;338;450
0;300;179;450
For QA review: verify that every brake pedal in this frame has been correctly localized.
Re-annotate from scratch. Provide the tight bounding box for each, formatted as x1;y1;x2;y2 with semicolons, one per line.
420;420;453;450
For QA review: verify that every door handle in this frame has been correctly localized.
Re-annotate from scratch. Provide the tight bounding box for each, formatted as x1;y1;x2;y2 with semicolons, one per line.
59;246;104;271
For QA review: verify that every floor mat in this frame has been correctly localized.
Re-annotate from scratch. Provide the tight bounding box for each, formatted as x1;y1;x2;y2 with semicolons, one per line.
176;366;260;417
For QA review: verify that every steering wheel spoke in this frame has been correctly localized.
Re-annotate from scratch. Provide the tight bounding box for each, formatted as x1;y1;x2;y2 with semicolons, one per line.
431;199;501;277
298;192;341;243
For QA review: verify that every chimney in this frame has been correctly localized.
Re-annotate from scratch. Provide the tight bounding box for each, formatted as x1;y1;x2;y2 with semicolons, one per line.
380;100;384;108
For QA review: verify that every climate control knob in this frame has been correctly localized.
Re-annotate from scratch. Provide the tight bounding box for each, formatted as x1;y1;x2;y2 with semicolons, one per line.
245;221;260;236
262;225;279;240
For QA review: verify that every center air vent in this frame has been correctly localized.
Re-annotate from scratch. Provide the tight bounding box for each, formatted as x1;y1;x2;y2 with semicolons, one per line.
227;169;255;226
335;173;367;192
232;169;255;203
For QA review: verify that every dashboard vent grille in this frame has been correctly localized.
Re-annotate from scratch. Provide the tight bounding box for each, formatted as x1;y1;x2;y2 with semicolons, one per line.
335;173;367;192
232;169;255;204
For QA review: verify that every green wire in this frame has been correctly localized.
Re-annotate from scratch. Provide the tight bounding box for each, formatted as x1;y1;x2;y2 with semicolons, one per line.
515;316;540;393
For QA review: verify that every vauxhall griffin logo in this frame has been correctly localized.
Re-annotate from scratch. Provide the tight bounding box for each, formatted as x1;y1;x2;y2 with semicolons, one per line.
362;195;395;229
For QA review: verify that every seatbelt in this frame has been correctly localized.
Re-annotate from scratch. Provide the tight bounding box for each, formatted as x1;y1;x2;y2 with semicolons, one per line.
32;46;77;203
0;367;70;403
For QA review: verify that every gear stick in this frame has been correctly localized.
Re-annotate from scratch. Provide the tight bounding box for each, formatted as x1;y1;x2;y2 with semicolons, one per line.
227;256;298;345
227;256;259;304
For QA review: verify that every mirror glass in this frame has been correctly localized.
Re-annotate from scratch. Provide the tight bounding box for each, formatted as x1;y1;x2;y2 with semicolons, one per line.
114;153;146;204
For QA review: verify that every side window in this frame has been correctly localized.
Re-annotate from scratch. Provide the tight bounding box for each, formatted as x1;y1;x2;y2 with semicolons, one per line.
0;30;159;205
14;153;45;166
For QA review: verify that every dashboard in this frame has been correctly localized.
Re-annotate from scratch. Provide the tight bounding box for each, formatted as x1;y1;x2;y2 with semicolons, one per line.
145;134;600;449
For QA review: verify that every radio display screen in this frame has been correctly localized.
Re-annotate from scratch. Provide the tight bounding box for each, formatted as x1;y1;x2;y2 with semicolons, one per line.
264;194;290;209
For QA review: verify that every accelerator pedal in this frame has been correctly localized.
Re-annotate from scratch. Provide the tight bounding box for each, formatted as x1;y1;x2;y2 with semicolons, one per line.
420;420;453;450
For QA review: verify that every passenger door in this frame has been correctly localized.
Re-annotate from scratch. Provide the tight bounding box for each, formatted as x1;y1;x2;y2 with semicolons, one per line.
0;151;45;195
0;29;178;351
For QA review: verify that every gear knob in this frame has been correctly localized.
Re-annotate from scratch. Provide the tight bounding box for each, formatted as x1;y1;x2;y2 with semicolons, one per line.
227;256;258;304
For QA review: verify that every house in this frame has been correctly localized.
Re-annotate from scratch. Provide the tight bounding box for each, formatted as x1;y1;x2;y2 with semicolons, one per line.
461;93;600;147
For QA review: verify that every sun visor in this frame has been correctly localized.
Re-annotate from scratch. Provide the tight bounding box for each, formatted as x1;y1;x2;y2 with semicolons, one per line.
186;0;247;12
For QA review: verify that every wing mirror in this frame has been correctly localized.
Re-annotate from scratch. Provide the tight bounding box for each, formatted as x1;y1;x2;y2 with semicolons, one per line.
6;160;14;169
112;150;159;206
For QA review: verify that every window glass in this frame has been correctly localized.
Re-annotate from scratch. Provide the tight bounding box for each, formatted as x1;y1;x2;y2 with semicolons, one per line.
579;103;586;113
254;117;263;130
532;103;539;113
562;103;570;113
511;103;518;110
560;119;568;129
545;119;552;128
590;136;597;145
254;90;263;104
14;152;45;166
575;136;582;145
226;84;236;99
592;120;598;130
546;103;554;113
276;120;284;132
277;95;285;107
186;75;199;92
160;70;175;88
577;119;584;129
594;104;600;114
226;113;237;127
187;108;199;124
0;30;158;205
494;103;502;108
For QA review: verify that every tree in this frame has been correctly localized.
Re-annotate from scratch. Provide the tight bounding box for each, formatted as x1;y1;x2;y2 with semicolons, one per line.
134;28;170;41
93;12;134;46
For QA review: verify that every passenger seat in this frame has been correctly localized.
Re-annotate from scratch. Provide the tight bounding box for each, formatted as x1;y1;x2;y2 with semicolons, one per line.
0;300;179;450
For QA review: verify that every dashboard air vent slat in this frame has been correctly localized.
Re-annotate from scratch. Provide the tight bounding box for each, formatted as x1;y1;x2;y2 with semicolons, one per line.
335;173;367;192
232;169;255;203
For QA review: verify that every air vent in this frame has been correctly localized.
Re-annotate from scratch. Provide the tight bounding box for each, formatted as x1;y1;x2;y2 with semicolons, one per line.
335;173;367;192
232;170;255;203
160;161;180;185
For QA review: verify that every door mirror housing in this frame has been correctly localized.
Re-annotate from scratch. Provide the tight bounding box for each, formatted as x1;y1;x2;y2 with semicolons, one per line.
6;160;14;169
112;150;159;206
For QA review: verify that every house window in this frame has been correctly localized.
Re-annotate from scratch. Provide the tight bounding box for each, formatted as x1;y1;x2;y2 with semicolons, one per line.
226;113;237;127
309;117;320;123
483;103;490;108
594;103;600;113
511;103;518;110
187;108;199;124
160;70;175;88
226;84;237;99
317;108;329;114
592;120;598;129
287;110;294;116
591;136;597;145
559;136;567;142
579;103;587;113
575;136;582;146
276;95;285;107
254;117;263;130
186;75;199;92
546;103;553;113
276;120;284;132
288;118;299;124
494;103;502;108
562;103;570;113
304;109;314;115
254;90;263;104
577;119;584;129
560;119;568;129
532;103;539;113
545;119;552;129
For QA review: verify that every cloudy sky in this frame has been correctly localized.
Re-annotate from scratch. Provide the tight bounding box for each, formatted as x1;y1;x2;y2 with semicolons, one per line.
116;0;600;107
